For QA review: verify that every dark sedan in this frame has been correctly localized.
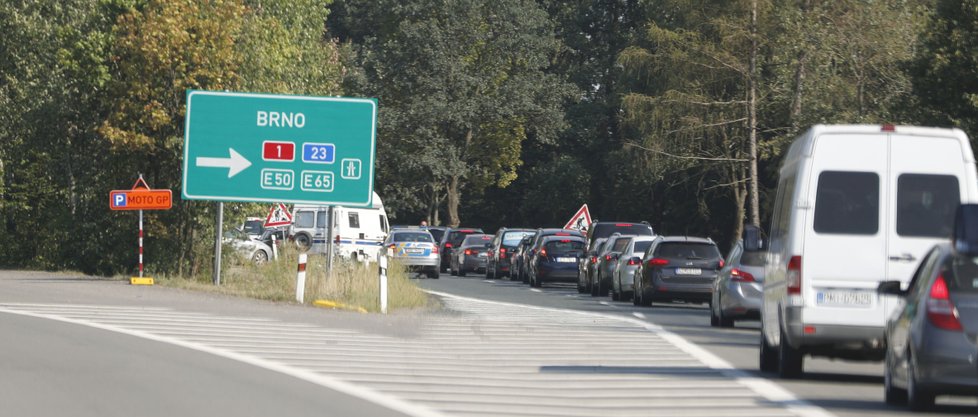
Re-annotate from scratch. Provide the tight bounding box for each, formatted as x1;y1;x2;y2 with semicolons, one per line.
879;242;978;410
529;236;586;288
486;228;536;279
633;236;722;307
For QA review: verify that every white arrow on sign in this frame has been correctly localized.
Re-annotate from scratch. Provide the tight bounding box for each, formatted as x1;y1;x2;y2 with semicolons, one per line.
196;148;252;178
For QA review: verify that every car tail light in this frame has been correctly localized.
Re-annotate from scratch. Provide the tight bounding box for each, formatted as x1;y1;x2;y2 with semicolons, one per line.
926;274;962;331
464;249;472;255
445;243;453;248
539;248;548;257
730;268;755;283
787;256;802;295
500;248;507;259
604;254;613;261
719;259;725;268
560;239;571;243
431;245;439;254
648;258;669;266
556;232;570;236
590;256;598;264
460;229;475;233
388;244;397;249
627;258;641;266
615;223;633;227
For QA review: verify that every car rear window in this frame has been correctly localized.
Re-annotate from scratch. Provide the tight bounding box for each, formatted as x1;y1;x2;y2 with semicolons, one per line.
590;223;654;240
503;231;534;246
611;238;630;252
462;235;491;246
633;241;653;254
950;257;978;293
394;232;433;243
740;250;766;267
545;239;585;254
814;171;879;235
896;174;959;238
449;230;480;246
427;228;445;242
655;242;720;260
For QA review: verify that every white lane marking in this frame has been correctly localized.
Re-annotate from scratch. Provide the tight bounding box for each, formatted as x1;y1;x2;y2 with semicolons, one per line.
598;301;617;309
424;290;835;417
529;289;541;293
632;312;646;319
483;280;495;283
0;306;448;417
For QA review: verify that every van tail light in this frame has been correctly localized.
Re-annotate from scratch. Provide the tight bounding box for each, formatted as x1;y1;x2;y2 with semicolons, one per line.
648;258;669;267
730;268;755;283
500;248;507;259
927;274;962;331
787;256;802;295
464;249;473;255
627;257;641;266
539;248;548;258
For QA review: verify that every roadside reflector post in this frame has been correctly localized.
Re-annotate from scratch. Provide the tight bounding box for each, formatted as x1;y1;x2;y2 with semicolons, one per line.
271;234;278;260
378;252;388;314
296;253;308;303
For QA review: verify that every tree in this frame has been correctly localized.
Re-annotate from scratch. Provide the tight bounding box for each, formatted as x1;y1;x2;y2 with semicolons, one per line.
331;0;575;226
911;0;978;135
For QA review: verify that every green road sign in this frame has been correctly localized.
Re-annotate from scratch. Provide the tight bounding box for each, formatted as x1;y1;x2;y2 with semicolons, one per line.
182;91;377;207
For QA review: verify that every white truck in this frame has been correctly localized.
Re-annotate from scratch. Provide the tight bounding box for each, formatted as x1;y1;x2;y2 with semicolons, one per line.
289;192;390;261
759;124;978;378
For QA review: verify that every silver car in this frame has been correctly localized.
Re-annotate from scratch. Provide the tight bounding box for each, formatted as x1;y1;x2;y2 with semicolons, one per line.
383;230;440;279
224;228;273;265
611;236;655;301
878;242;978;410
592;233;634;296
710;239;765;327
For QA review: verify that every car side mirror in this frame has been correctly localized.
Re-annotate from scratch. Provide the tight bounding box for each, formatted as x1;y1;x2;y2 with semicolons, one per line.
876;280;905;296
953;204;978;256
743;224;765;251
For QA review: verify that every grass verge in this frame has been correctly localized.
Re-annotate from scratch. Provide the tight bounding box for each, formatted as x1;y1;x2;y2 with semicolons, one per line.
155;244;430;313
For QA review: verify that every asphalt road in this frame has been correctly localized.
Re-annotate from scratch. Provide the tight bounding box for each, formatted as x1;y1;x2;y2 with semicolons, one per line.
0;271;420;417
418;273;978;417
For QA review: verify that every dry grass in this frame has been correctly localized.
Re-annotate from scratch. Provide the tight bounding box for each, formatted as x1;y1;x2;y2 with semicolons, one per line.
156;244;431;313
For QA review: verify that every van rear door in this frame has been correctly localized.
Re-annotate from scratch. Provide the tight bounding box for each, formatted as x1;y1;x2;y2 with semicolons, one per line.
805;133;888;327
886;134;966;286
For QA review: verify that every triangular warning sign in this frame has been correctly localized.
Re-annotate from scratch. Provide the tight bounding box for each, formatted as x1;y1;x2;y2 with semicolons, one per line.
264;203;293;227
563;204;592;231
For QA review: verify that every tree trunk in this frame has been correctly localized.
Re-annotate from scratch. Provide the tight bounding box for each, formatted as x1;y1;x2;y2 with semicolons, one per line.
446;175;461;227
731;166;747;249
789;0;812;130
747;0;761;227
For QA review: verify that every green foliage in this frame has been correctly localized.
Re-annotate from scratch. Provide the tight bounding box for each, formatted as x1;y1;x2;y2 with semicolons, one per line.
911;0;978;135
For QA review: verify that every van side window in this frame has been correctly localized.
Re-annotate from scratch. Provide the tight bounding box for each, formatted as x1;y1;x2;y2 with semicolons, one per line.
896;174;959;238
769;171;796;252
380;215;388;233
348;212;360;229
295;211;314;228
316;211;327;228
813;171;879;235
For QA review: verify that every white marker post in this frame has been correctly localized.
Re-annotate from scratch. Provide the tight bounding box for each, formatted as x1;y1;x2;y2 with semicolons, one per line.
271;235;278;260
296;253;307;303
378;252;388;314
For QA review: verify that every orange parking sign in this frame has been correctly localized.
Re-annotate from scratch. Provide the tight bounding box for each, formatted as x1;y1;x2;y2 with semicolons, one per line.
109;177;172;210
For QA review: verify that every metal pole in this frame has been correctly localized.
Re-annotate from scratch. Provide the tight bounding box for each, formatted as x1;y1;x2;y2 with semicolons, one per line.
138;209;144;278
378;251;388;314
214;202;223;285
326;205;335;276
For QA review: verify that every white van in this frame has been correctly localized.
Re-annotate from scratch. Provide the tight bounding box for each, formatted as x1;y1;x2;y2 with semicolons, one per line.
289;192;390;261
759;124;978;377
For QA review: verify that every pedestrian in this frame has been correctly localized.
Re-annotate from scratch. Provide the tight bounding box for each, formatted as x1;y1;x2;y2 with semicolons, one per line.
420;220;429;227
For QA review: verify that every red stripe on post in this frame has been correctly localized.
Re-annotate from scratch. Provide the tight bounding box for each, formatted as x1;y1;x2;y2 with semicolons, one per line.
297;263;306;272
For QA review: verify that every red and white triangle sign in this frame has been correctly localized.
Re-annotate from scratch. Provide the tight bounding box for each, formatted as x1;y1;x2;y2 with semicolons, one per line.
264;203;293;227
563;204;592;231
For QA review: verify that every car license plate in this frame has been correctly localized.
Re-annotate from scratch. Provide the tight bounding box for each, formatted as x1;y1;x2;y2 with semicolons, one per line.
816;290;873;307
676;268;702;275
557;257;576;263
404;248;424;255
478;253;487;257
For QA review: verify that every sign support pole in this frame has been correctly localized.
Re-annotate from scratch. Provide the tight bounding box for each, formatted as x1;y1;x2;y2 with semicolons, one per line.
326;205;335;277
138;209;144;278
214;202;223;285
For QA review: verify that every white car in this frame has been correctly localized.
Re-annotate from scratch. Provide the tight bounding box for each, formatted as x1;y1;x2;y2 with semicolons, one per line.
224;228;273;265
